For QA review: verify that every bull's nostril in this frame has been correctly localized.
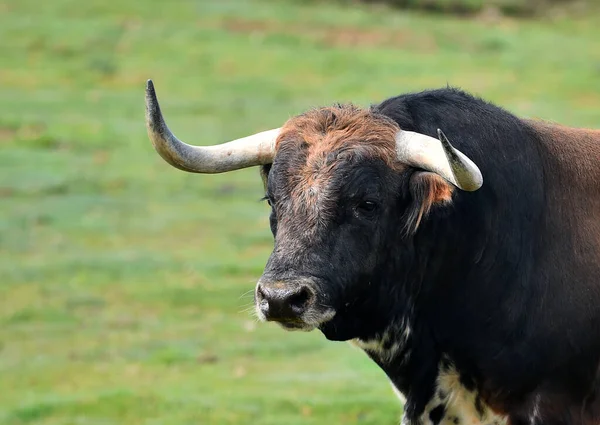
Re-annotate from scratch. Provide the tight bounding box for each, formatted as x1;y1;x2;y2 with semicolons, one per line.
256;284;266;300
289;287;311;311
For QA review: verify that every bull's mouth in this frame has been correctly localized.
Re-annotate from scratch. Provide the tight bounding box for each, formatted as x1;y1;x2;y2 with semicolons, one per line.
255;305;337;332
278;321;315;332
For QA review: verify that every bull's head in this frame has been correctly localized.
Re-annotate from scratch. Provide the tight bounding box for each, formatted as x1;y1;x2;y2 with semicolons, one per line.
145;80;482;341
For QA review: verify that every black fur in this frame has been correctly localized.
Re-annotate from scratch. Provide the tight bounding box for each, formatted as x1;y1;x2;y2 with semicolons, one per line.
260;87;600;424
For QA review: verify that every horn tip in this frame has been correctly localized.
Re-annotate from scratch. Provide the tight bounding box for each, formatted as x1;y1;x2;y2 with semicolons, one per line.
436;128;454;149
145;79;162;134
146;79;156;97
145;80;160;115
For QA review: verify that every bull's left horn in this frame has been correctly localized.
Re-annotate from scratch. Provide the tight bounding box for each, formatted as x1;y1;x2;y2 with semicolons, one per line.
395;129;483;191
145;80;279;173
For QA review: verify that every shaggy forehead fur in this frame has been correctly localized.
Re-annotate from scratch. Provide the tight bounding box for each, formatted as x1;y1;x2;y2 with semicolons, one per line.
276;105;401;167
271;105;404;226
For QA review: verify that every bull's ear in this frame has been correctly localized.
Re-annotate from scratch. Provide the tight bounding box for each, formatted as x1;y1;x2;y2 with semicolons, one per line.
260;164;272;191
405;171;454;234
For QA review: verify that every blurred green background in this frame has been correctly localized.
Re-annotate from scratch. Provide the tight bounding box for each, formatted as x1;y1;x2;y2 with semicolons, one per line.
1;0;599;424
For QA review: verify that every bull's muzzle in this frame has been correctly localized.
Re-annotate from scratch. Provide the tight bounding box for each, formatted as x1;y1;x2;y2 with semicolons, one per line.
255;281;315;324
254;278;335;331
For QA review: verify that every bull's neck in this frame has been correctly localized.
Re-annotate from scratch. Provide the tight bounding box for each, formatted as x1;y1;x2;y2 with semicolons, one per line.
354;310;442;421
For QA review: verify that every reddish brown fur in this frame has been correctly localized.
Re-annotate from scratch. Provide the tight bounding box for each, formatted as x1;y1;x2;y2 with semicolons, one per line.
276;106;400;161
276;105;403;174
407;172;454;233
273;105;404;226
525;120;600;189
526;119;600;253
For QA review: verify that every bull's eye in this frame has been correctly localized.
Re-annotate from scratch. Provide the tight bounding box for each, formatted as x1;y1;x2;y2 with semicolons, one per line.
356;200;378;216
262;195;273;207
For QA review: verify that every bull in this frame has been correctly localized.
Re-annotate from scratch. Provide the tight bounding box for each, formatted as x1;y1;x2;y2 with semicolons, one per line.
144;80;600;425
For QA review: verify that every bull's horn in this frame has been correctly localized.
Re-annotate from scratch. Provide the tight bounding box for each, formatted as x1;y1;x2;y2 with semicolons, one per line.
145;80;279;173
395;129;483;191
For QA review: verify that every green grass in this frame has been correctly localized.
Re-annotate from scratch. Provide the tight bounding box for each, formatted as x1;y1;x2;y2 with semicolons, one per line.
0;0;599;423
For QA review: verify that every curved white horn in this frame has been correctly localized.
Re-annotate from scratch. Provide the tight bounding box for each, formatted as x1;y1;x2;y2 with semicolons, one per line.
395;129;483;191
145;80;279;173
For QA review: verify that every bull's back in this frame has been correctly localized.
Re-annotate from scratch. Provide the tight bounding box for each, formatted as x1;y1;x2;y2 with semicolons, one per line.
527;120;600;191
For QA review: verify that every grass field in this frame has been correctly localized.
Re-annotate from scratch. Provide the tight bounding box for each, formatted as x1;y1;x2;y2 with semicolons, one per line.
1;0;599;424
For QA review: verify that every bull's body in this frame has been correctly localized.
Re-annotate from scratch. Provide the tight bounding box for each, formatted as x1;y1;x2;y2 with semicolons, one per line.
145;83;600;425
359;89;600;424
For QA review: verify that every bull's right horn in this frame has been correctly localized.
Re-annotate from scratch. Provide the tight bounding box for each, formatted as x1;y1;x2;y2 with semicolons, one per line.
395;129;483;191
145;80;280;173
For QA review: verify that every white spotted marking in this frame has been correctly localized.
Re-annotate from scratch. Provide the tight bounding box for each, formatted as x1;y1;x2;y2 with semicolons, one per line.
416;363;508;425
351;316;412;364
